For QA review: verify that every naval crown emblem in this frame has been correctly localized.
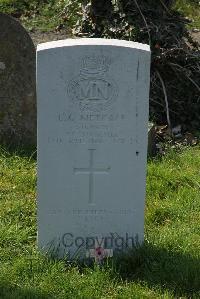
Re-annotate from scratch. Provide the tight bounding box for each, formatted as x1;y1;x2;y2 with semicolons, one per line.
67;55;118;112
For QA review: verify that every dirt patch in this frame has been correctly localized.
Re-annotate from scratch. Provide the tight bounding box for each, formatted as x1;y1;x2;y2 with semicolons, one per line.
29;29;200;49
191;31;200;44
30;30;72;47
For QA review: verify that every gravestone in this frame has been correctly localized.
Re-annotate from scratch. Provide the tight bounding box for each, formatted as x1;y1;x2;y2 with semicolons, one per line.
0;13;36;146
37;38;151;259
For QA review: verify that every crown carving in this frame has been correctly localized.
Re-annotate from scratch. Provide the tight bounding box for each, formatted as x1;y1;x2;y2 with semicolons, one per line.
80;55;111;76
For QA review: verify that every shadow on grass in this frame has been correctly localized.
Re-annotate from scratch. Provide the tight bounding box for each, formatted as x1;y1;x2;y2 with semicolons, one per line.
0;281;52;299
111;242;200;297
0;143;37;160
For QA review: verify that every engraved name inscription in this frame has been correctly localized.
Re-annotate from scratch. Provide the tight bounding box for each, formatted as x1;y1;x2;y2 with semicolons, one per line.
58;112;125;122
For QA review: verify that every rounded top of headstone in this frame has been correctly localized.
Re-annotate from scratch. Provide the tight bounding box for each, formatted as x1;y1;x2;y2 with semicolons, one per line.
0;13;34;47
37;38;150;52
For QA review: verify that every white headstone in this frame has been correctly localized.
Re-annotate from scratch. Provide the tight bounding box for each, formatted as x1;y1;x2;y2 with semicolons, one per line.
37;38;150;259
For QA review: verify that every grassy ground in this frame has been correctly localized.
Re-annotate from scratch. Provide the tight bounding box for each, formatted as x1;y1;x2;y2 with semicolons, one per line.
0;0;199;31
173;0;200;28
0;146;200;298
0;0;79;32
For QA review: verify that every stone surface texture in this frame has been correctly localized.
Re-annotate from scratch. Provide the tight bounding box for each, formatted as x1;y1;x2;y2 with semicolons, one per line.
0;13;36;146
37;38;151;258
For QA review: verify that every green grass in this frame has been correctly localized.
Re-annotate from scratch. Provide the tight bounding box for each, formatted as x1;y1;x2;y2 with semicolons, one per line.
173;0;200;28
0;0;80;32
0;145;200;298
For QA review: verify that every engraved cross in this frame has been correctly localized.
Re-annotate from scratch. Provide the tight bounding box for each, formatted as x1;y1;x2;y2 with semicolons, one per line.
74;149;110;205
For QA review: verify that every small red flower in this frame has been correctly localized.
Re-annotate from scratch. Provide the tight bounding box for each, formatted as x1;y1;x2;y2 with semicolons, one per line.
95;247;104;259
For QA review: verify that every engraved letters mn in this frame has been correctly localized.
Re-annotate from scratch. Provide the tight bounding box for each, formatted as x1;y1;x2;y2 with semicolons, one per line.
67;56;118;112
